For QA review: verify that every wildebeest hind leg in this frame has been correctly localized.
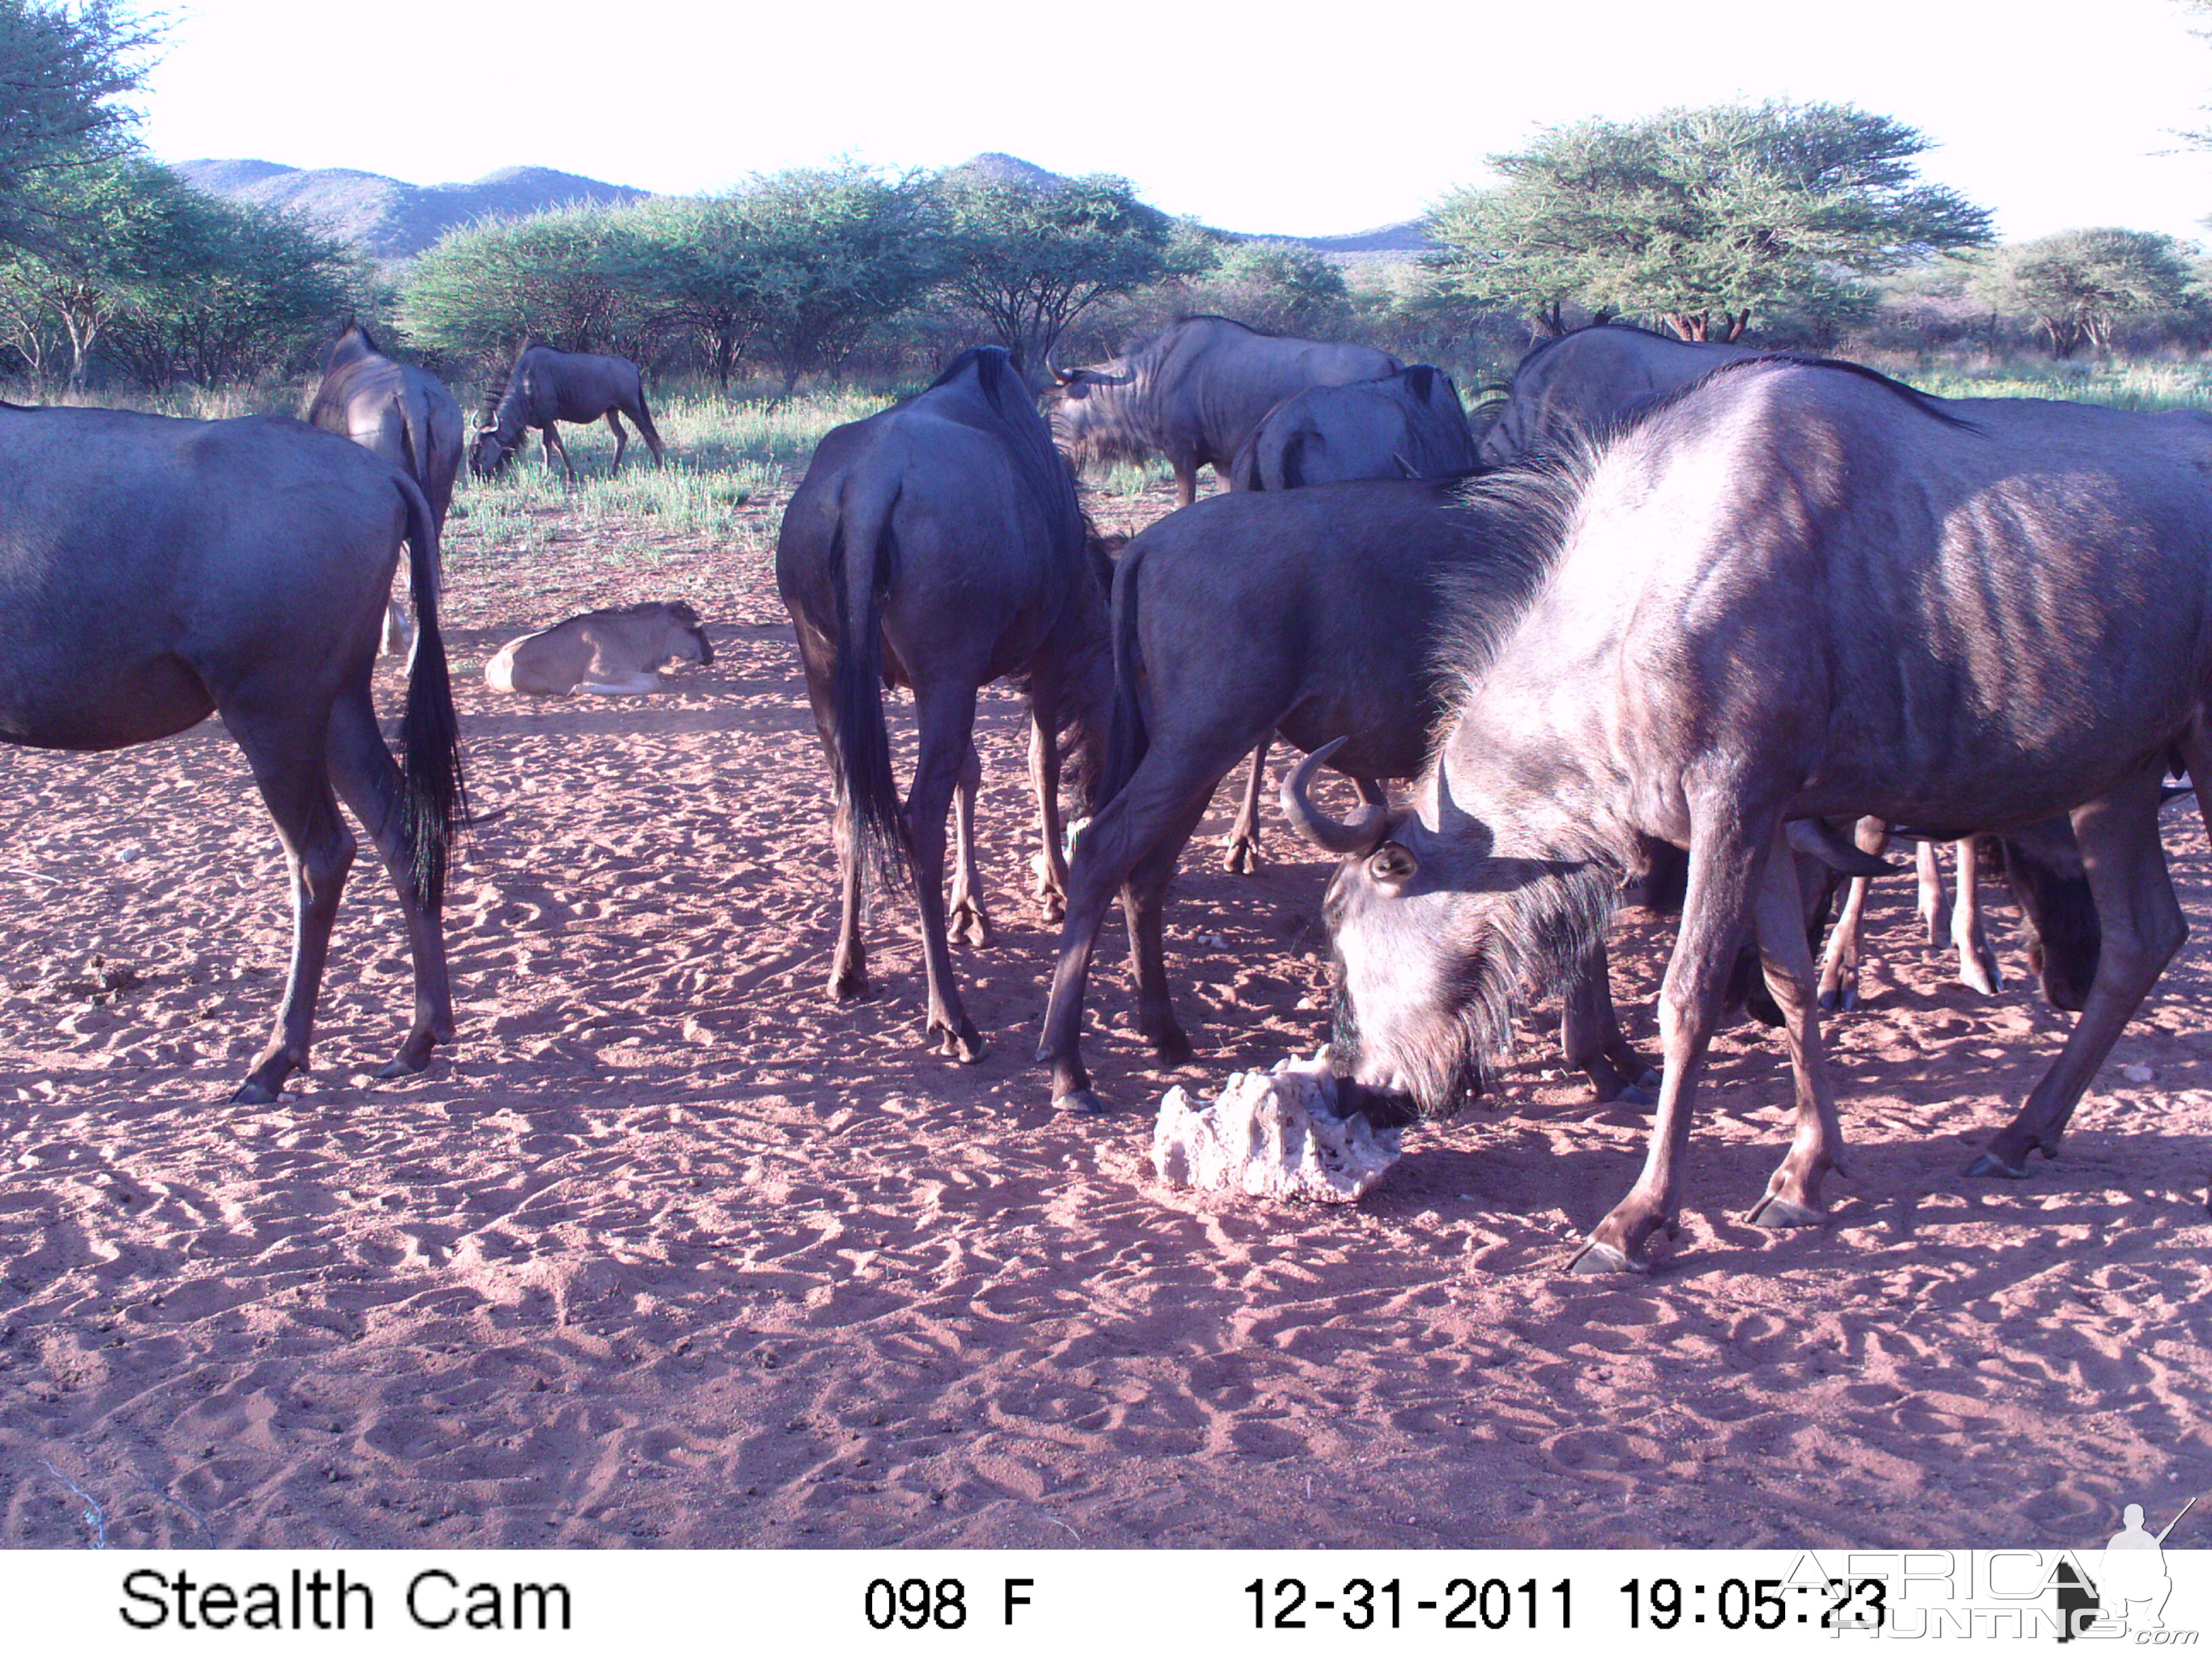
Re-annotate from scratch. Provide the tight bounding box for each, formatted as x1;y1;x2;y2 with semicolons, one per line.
1221;743;1268;873
1973;764;2182;1177
1559;935;1656;1102
948;741;992;947
1950;836;2003;994
224;699;358;1103
904;683;985;1062
1817;816;1889;1010
1916;837;1946;945
1744;833;1849;1228
605;411;628;476
326;684;454;1078
795;634;869;1002
1573;802;1772;1274
1028;702;1069;920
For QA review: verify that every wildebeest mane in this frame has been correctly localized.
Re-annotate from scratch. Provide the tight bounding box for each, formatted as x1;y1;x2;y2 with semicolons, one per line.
1656;352;1978;433
1429;453;1595;714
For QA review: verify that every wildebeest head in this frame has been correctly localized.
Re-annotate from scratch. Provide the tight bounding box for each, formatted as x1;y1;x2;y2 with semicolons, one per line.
468;424;516;480
1284;743;1614;1126
1038;360;1142;470
665;600;714;666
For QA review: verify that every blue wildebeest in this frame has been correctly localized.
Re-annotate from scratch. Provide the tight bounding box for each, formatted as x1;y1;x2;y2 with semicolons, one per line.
1231;365;1478;492
305;320;464;658
778;346;1111;1062
1293;356;2212;1272
1035;478;1654;1115
1043;316;1399;508
0;404;468;1101
1483;322;2097;1008
470;342;665;483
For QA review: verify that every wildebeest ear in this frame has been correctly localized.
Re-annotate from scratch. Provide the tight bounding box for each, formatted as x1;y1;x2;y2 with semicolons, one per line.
1368;843;1419;884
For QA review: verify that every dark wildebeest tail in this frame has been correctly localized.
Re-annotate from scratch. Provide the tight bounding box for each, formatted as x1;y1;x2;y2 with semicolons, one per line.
632;374;667;464
1097;541;1149;810
832;480;911;888
394;474;469;914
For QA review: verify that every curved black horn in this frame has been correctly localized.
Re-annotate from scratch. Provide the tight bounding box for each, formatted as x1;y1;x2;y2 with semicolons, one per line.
1281;739;1389;857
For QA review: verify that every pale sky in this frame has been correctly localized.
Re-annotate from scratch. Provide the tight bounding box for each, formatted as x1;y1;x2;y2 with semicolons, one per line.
138;0;2212;245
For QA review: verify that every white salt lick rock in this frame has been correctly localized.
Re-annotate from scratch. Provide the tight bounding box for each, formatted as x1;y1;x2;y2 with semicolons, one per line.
1151;1047;1401;1204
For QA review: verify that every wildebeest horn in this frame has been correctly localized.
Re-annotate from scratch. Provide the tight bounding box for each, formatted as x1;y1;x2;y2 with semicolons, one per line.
1786;818;1899;877
1281;739;1389;857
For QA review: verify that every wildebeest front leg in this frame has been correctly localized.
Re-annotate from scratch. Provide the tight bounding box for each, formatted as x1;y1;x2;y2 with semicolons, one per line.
1915;837;1945;945
905;683;985;1062
1971;763;2184;1177
947;740;992;947
327;682;453;1078
1950;836;2003;995
1220;742;1268;874
1118;794;1211;1064
1744;834;1849;1228
1558;934;1656;1103
541;424;577;485
1573;802;1771;1274
605;410;630;475
224;699;358;1103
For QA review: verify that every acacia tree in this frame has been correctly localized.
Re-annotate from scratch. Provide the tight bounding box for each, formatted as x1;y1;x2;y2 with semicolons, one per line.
933;170;1168;372
400;207;657;367
1974;228;2196;356
626;194;762;388
737;165;937;396
0;157;212;386
1428;100;1992;341
0;0;159;258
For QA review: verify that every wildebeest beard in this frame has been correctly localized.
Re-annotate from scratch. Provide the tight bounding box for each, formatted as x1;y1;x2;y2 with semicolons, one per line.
1334;851;1619;1124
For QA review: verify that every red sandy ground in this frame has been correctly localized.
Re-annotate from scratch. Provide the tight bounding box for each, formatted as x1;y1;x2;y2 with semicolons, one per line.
1;476;2207;1550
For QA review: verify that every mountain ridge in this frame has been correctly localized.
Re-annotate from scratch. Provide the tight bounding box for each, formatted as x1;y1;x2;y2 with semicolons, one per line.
173;153;1429;263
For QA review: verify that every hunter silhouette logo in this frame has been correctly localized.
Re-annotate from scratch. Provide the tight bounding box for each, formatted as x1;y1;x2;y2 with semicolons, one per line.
2056;1496;2198;1642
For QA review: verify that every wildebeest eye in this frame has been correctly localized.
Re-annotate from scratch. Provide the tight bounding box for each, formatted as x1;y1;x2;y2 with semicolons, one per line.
1368;843;1418;884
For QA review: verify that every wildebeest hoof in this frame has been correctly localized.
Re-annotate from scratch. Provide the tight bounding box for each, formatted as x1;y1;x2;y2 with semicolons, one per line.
1054;1088;1106;1116
829;970;870;1005
1566;1238;1648;1275
228;1080;280;1105
932;1019;986;1063
1959;949;2003;996
949;901;993;948
1745;1192;1826;1228
1220;837;1260;875
1613;1080;1656;1107
1966;1148;2032;1179
373;1054;427;1081
1146;1025;1195;1064
1817;986;1857;1012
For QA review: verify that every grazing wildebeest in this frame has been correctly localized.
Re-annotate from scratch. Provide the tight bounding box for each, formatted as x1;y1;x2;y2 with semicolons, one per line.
1294;357;2212;1272
1043;316;1399;508
304;321;465;659
1230;365;1478;491
778;346;1111;1061
0;404;468;1101
469;342;665;483
1035;478;1653;1115
485;601;714;695
1487;323;2098;1004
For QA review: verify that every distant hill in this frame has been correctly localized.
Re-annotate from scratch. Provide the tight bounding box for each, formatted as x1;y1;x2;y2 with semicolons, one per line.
172;160;649;260
173;153;1429;266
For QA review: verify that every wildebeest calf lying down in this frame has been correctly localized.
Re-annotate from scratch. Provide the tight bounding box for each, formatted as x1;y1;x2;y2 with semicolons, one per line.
485;602;713;695
1036;478;1655;1114
1300;356;2212;1273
